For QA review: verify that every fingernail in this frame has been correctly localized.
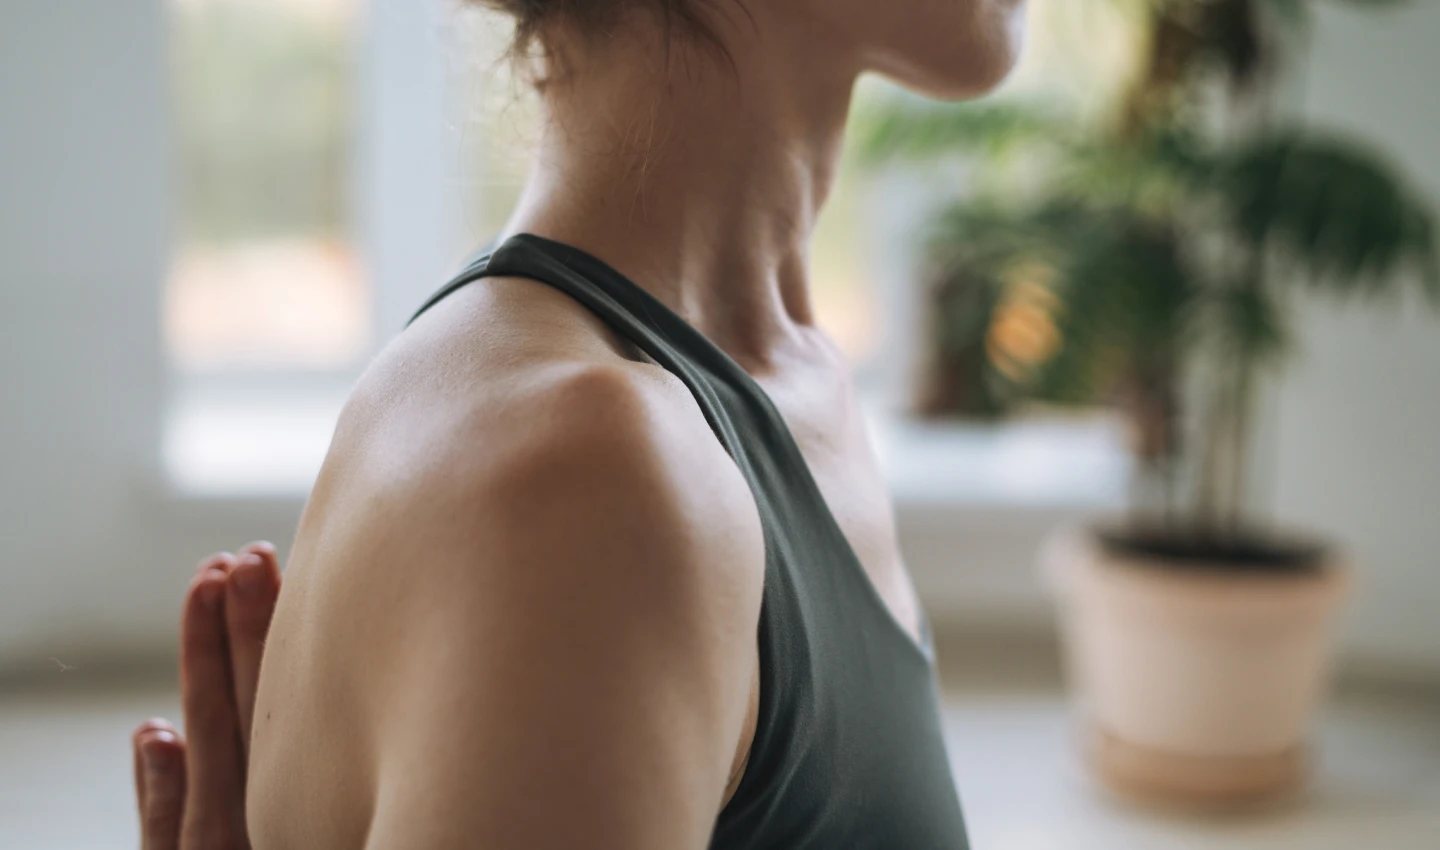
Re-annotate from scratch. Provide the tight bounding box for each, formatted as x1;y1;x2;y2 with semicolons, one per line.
141;731;178;774
232;557;264;599
198;577;224;612
198;553;232;575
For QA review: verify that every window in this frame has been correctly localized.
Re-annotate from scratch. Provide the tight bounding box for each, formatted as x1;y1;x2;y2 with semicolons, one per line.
165;0;364;494
168;0;366;371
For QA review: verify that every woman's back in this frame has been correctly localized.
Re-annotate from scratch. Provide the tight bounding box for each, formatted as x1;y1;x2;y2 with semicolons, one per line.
247;237;966;849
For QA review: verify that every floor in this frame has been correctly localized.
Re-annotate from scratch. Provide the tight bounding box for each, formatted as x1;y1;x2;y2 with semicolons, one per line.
943;687;1440;850
2;674;1438;849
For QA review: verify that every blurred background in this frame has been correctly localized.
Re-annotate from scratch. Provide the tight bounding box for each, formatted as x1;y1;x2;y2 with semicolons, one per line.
2;0;1438;847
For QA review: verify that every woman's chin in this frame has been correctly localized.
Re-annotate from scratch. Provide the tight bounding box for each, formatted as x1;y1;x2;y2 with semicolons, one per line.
866;5;1027;101
876;48;1024;102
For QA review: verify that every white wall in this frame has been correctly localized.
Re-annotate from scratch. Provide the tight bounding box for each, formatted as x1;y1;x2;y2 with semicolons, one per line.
0;0;175;668
1266;3;1440;673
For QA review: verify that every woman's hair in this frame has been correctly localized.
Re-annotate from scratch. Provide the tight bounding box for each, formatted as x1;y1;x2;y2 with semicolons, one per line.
473;0;726;71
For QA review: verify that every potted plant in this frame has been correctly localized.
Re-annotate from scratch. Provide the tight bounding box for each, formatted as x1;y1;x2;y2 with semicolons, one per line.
860;0;1438;803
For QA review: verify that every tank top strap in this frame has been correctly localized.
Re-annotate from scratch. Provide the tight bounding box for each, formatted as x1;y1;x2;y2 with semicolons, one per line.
411;233;772;488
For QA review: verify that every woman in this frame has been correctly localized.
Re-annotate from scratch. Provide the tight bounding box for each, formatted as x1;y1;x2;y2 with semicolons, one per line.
133;0;1026;846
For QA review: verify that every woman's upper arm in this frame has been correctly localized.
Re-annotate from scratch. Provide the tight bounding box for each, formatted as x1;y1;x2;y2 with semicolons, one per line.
358;367;766;850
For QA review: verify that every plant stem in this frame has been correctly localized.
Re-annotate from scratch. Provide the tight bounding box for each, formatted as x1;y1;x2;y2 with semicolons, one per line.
1224;238;1273;540
1163;454;1179;530
1226;355;1255;538
1195;359;1231;537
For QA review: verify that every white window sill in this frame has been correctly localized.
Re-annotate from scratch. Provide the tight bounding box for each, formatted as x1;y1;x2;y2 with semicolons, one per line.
869;410;1130;512
162;390;1130;514
162;385;349;499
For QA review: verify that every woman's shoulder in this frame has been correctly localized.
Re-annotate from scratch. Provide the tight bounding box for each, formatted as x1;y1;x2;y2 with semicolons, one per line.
332;272;735;504
295;268;766;602
252;284;767;847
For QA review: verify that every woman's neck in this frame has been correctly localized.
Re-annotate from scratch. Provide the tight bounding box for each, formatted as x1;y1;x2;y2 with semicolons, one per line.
503;12;861;366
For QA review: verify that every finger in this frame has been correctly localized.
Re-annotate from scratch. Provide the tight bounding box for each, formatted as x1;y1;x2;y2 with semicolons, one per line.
179;564;248;842
133;718;176;815
137;727;187;850
226;547;280;753
196;551;235;577
238;541;277;564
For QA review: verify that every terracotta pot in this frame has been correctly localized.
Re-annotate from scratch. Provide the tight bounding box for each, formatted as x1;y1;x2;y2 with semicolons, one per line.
1041;524;1350;806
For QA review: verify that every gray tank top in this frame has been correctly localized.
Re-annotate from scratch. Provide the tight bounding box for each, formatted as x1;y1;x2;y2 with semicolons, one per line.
410;233;970;850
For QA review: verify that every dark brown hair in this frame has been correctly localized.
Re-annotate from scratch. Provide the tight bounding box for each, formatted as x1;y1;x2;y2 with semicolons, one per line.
472;0;728;74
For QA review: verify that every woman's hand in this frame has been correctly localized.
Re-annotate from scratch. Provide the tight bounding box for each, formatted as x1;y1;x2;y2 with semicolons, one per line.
132;543;282;850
